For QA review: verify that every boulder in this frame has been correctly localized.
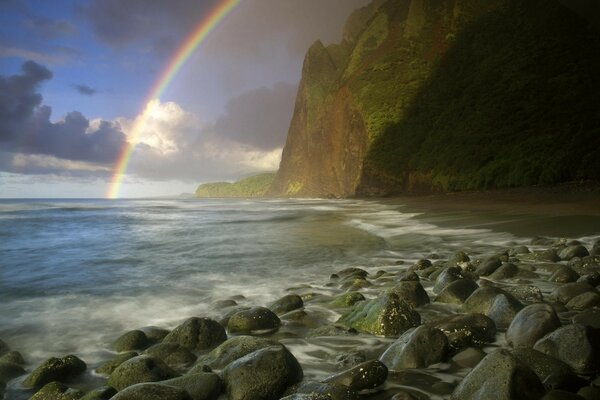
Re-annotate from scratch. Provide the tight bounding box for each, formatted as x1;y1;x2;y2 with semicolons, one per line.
397;271;420;282
432;314;496;351
0;339;8;357
450;349;545;400
163;318;227;351
80;386;117;400
434;279;478;305
330;292;365;307
504;285;544;304
487;293;523;330
22;355;87;389
107;355;178;391
451;347;485;369
389;281;430;307
191;336;279;371
140;326;170;344
96;352;138;375
506;303;561;348
489;263;519;280
541;390;586;399
222;346;303;400
578;386;600;400
322;360;388;391
380;326;448;370
512;348;581;391
0;360;26;383
549;267;580;283
270;295;304;315
111;383;191;400
145;343;197;370
433;267;463;294
552;283;597;305
537;249;561;263
293;381;360;400
559;245;589;261
227;307;281;335
111;330;149;352
337;293;420;337
162;372;222;400
30;381;85;400
476;257;502;276
566;292;600;311
462;286;506;314
572;308;600;329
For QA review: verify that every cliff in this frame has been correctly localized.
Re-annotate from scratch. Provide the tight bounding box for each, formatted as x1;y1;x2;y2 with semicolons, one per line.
268;0;600;197
195;173;275;198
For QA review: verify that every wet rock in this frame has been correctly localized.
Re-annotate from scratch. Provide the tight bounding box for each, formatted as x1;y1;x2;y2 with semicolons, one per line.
281;394;330;400
512;348;581;391
510;246;530;256
336;268;368;279
340;278;371;291
380;326;448;370
559;245;590;261
435;279;478;305
450;349;545;400
453;251;470;264
140;327;170;344
451;347;485;369
22;355;87;389
323;360;388;391
30;381;85;400
433;267;463;294
222;345;303;400
96;351;138;375
534;323;600;374
80;386;117;400
397;271;419;282
330;292;365;307
552;283;598;304
549;267;580;283
163;317;227;351
112;330;149;352
389;281;430;307
578;272;600;287
0;339;8;357
270;295;304;315
306;326;358;338
489;263;519;280
0;360;26;383
162;372;222;400
462;286;506;313
566;292;600;311
411;259;432;271
227;307;281;335
475;257;502;276
337;293;420;337
145;343;197;370
578;386;600;400
538;249;561;263
335;351;367;369
433;313;496;351
0;350;25;365
542;390;585;399
505;285;544;304
506;303;561;348
107;355;178;391
111;383;191;400
191;335;279;371
390;390;420;400
572;308;600;329
213;299;238;309
487;293;524;330
294;381;360;400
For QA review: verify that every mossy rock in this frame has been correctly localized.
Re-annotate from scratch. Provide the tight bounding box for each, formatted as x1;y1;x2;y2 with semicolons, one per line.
96;351;138;375
388;281;430;307
22;355;87;389
30;381;85;400
330;292;365;307
380;326;449;370
145;343;197;370
80;386;117;400
111;383;191;400
432;313;497;352
190;336;279;372
322;360;388;391
162;372;222;400
227;307;281;335
107;355;178;391
163;317;227;351
0;360;26;383
0;350;25;365
111;330;149;352
270;295;304;315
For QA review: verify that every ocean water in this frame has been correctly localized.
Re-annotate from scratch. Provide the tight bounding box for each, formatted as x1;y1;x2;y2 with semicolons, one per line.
0;198;598;398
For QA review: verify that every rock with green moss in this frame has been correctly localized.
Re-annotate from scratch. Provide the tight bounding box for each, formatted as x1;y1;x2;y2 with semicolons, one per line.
30;381;85;400
140;327;170;344
227;307;281;335
162;372;222;400
337;293;420;337
80;387;117;400
270;294;304;315
322;360;388;391
111;330;149;352
330;292;365;307
163;318;227;352
96;351;138;375
107;355;178;391
389;281;430;307
144;343;196;371
22;355;87;389
111;383;191;400
0;360;26;383
190;336;279;372
0;350;25;365
380;326;448;370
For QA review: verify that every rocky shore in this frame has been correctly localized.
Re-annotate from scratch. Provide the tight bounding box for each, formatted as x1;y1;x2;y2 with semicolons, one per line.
2;237;600;400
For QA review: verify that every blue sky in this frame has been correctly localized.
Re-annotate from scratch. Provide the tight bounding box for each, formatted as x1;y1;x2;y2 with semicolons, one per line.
0;0;369;197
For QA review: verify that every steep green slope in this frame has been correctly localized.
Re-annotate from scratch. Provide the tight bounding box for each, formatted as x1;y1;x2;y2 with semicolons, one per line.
195;173;275;198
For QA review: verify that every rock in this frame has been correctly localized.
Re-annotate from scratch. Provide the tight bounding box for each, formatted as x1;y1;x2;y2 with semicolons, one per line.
270;295;304;315
191;336;279;371
22;355;87;389
435;279;478;305
578;272;600;287
450;349;545;400
213;299;238;309
433;267;463;294
294;381;360;400
397;271;419;282
462;286;506;313
433;314;496;351
145;343;197;370
534;323;600;374
222;345;303;400
0;351;24;366
107;355;178;391
140;327;170;344
96;351;138;375
559;245;590;261
411;259;432;271
510;246;530;256
475;257;502;276
389;281;430;307
541;390;585;399
451;347;485;369
330;292;365;307
506;303;561;348
30;381;85;400
80;386;117;400
306;326;357;338
537;249;561;263
578;386;600;400
0;361;26;383
487;293;523;330
572;308;600;329
380;326;448;370
566;292;600;311
505;285;544;304
111;383;192;400
390;391;420;400
553;283;597;304
453;251;470;264
227;307;281;335
336;268;368;279
512;348;581;391
163;317;227;351
162;372;222;400
322;360;388;391
112;330;149;352
335;351;367;369
281;394;329;400
340;277;371;291
0;339;8;357
489;263;519;280
549;267;580;283
337;293;420;337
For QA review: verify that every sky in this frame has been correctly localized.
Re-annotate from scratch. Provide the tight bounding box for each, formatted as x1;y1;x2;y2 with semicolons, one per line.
0;0;370;198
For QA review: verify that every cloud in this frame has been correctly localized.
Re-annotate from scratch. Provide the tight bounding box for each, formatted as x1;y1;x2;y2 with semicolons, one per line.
24;17;76;38
73;84;97;96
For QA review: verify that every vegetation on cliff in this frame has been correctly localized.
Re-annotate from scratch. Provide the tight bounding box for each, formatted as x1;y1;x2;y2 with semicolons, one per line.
195;173;275;198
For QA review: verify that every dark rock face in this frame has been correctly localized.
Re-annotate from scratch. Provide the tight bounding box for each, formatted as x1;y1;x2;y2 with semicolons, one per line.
22;355;87;389
227;307;282;334
559;245;590;260
30;381;85;400
111;330;149;352
572;308;600;329
434;279;478;305
144;342;197;370
433;267;463;294
512;348;580;391
432;313;496;351
110;383;192;400
330;292;365;307
389;281;430;307
322;360;388;391
270;295;304;315
506;304;561;348
552;283;598;305
80;386;117;400
191;336;279;371
0;360;26;383
489;263;519;280
549;267;580;283
293;381;360;400
450;349;545;400
162;372;222;400
96;351;138;375
380;326;448;370
107;355;178;391
566;292;600;311
222;346;303;400
476;257;503;276
163;317;227;351
487;293;523;330
462;286;506;314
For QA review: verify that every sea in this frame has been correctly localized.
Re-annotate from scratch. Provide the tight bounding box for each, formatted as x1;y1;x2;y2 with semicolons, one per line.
0;198;599;399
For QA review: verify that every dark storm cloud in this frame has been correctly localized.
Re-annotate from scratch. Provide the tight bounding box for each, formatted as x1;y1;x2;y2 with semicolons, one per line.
0;61;126;172
213;82;296;150
73;84;97;96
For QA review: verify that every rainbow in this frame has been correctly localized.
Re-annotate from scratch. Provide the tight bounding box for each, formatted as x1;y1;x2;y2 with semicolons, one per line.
106;0;241;199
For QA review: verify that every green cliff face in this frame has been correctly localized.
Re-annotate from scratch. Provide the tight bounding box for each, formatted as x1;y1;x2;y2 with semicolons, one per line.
195;173;275;198
269;0;600;197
